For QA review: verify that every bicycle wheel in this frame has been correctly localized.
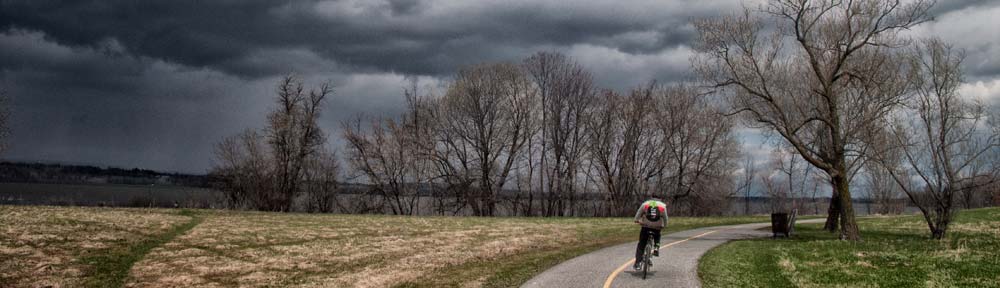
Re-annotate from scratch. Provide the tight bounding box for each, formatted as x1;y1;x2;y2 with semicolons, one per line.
642;238;652;279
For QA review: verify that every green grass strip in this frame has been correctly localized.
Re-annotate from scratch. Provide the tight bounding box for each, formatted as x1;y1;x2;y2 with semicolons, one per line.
699;208;1000;288
80;209;203;288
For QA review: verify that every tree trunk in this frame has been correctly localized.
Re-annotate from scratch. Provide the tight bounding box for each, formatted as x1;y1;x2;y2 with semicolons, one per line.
931;225;947;239
833;173;861;240
527;192;534;217
824;186;840;232
930;208;952;240
745;195;751;215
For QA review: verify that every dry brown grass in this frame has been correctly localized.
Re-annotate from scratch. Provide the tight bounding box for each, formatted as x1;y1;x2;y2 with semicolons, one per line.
0;206;187;288
3;206;769;288
127;212;587;288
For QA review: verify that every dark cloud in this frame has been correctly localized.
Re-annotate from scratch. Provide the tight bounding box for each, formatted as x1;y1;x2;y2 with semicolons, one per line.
0;30;272;172
920;2;1000;81
0;0;735;77
0;0;997;172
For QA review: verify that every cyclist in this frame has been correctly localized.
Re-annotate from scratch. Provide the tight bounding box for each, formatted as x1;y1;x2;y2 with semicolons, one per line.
633;197;667;270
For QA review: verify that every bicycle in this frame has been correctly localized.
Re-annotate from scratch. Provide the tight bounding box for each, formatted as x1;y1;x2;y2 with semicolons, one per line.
636;231;656;279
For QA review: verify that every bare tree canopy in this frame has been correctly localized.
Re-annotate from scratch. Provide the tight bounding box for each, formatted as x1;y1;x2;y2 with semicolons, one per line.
341;84;435;215
211;75;336;212
656;85;740;215
523;51;596;216
693;0;935;240
432;62;536;216
869;38;1000;239
586;84;740;216
587;88;662;215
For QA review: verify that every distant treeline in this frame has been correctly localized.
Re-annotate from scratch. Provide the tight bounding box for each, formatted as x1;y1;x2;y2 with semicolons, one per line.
0;161;211;187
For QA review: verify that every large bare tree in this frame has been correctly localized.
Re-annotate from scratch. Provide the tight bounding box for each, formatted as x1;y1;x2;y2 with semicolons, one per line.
342;85;437;215
342;117;419;215
693;0;934;240
212;76;333;212
432;63;536;216
587;88;664;216
870;39;999;239
655;85;740;215
523;52;596;216
268;76;331;211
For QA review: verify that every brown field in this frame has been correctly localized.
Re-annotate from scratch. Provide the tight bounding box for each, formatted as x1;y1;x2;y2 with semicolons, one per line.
1;205;769;288
0;206;189;287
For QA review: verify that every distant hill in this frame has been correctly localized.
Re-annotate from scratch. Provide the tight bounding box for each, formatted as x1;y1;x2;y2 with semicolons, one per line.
0;161;211;187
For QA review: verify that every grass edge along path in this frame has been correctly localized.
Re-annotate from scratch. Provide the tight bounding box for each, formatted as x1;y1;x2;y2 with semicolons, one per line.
394;216;776;288
79;209;204;288
698;208;1000;288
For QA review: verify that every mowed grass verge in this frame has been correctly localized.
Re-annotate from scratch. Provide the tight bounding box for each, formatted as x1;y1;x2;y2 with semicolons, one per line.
2;205;770;287
699;207;1000;288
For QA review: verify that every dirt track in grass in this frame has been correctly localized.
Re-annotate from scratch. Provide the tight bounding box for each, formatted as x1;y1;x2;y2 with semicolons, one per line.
0;206;188;288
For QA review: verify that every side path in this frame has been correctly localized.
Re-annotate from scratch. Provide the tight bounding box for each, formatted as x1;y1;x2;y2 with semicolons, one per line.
81;209;204;288
522;219;825;288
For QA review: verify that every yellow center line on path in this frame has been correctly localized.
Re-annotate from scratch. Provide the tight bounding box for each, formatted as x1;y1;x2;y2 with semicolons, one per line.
602;229;721;288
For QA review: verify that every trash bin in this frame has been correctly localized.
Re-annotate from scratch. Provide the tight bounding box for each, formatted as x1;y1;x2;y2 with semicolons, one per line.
771;213;789;238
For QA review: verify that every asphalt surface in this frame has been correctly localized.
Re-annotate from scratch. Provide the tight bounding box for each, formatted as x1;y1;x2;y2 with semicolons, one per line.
521;219;825;288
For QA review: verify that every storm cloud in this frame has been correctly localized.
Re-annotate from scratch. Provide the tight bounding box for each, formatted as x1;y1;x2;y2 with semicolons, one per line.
1;0;998;173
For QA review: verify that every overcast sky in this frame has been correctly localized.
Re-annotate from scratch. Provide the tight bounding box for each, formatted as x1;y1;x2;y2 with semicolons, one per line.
1;0;999;173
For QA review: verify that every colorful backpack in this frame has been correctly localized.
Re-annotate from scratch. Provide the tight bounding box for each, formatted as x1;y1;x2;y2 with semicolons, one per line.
645;202;662;222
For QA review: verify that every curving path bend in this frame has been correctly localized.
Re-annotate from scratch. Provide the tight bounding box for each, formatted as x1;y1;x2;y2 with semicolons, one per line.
521;219;824;288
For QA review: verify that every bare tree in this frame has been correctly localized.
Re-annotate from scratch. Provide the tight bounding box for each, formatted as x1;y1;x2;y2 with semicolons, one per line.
693;0;934;240
870;39;999;239
212;129;271;209
862;150;905;215
211;76;333;212
264;76;331;211
342;117;417;215
773;145;825;214
432;63;536;216
342;82;439;215
302;150;340;213
808;170;825;215
587;88;663;216
523;52;596;216
584;84;739;216
738;152;757;215
760;170;789;213
763;147;808;213
655;85;740;215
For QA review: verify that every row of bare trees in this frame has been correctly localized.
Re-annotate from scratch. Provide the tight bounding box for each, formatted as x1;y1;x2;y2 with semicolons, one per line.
337;53;741;217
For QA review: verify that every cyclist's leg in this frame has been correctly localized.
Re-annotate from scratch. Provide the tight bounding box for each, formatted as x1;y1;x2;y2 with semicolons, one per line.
635;227;649;265
652;228;662;256
652;228;662;246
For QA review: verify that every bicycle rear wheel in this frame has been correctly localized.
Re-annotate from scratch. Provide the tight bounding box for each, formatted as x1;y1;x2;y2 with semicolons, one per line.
642;239;652;279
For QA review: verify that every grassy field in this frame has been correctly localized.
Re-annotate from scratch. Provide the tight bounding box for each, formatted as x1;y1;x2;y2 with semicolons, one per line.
1;205;770;287
699;207;1000;288
0;206;192;287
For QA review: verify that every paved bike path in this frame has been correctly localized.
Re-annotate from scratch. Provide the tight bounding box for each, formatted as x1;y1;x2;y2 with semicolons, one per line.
521;219;824;288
